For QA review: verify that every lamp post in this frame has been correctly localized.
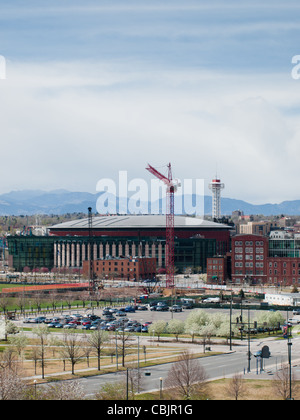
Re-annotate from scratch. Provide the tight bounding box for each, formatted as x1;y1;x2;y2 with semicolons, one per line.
34;380;37;399
247;306;251;373
126;368;129;400
287;327;293;400
229;291;232;351
159;377;163;399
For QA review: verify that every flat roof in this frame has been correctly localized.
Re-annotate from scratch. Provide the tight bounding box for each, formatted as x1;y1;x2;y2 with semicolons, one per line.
50;214;230;230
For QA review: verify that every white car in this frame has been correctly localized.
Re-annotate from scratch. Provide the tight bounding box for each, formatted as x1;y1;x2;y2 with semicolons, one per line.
287;318;300;325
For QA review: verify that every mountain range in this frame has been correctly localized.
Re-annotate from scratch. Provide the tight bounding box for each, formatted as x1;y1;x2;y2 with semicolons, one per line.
0;189;300;217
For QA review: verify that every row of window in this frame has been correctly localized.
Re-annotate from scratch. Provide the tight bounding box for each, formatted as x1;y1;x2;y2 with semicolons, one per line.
268;277;300;284
269;262;300;268
235;262;264;268
235;247;264;253
96;267;136;272
207;265;223;271
235;255;264;260
235;241;264;246
96;261;137;266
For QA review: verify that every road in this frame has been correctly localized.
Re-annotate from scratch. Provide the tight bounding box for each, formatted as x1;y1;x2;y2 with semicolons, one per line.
43;325;300;399
17;304;300;398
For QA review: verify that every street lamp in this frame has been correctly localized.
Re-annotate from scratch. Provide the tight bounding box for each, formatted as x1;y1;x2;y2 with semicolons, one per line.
287;327;293;400
159;377;163;399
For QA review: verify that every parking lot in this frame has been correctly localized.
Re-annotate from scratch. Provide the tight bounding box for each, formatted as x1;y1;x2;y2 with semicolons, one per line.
18;301;197;333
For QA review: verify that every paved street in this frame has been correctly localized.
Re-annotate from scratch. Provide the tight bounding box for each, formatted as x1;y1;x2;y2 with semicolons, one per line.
15;303;300;398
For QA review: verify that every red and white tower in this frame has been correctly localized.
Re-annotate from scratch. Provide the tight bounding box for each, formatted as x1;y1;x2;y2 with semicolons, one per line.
209;177;224;220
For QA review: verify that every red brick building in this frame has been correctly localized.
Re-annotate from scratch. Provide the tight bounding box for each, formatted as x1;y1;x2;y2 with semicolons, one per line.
82;256;156;281
206;256;229;285
229;234;269;285
267;257;300;287
207;233;300;287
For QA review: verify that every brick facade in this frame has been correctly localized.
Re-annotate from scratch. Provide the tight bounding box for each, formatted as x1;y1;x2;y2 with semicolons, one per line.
82;256;156;281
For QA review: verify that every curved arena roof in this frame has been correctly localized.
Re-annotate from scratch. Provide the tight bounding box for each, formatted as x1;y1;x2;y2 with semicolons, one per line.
49;214;229;230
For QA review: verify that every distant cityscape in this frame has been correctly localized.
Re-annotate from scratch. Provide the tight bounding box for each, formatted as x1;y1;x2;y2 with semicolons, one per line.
3;178;300;291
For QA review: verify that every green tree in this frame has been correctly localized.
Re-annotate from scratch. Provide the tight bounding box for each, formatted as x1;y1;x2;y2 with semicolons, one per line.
167;319;184;341
148;320;167;341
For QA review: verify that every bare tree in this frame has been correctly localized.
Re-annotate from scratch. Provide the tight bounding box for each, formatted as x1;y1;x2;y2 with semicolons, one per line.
86;329;109;370
59;330;84;375
115;330;134;367
0;347;18;370
272;363;298;400
226;373;247;400
32;325;50;379
0;294;10;317
15;294;27;315
32;292;44;313
164;350;209;400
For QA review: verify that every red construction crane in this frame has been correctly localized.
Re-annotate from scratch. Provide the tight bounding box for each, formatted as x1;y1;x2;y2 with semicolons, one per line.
146;163;177;288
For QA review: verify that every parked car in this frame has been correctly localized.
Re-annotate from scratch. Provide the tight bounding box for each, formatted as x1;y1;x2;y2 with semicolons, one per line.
141;326;148;333
293;309;300;315
124;326;135;332
48;321;61;328
23;318;36;323
71;313;83;319
170;305;183;312
102;308;112;315
81;324;92;330
81;319;91;326
156;304;169;311
137;305;148;311
116;310;127;317
64;323;77;329
90;320;102;330
182;302;193;309
88;314;100;321
67;320;81;326
124;306;135;313
34;316;47;323
106;324;116;331
104;315;116;321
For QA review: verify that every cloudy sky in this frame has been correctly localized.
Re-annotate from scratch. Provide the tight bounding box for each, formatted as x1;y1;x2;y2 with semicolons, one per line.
1;0;300;205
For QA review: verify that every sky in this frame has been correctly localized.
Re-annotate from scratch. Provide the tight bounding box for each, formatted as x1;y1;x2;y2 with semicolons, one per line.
1;0;300;205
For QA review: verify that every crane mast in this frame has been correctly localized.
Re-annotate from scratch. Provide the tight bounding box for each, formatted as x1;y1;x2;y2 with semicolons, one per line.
146;163;175;288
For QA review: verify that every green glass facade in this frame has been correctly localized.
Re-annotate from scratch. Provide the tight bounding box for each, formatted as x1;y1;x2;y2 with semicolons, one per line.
268;238;300;258
8;235;216;273
7;236;56;271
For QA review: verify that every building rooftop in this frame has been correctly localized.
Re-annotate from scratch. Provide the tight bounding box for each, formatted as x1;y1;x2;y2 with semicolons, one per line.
50;214;230;230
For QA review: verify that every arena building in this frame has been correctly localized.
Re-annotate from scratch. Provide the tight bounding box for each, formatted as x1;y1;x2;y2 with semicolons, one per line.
8;214;231;273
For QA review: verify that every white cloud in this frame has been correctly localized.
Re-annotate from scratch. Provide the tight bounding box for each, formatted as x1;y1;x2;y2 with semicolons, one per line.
0;59;299;205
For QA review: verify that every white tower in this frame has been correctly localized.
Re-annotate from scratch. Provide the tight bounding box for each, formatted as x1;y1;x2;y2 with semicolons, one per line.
209;177;224;220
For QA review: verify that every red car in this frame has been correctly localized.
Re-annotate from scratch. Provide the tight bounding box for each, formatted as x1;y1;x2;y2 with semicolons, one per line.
68;320;81;325
81;319;91;326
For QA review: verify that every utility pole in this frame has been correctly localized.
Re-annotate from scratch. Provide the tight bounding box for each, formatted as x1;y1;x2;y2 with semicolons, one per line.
229;291;232;351
247;306;251;373
288;326;293;400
